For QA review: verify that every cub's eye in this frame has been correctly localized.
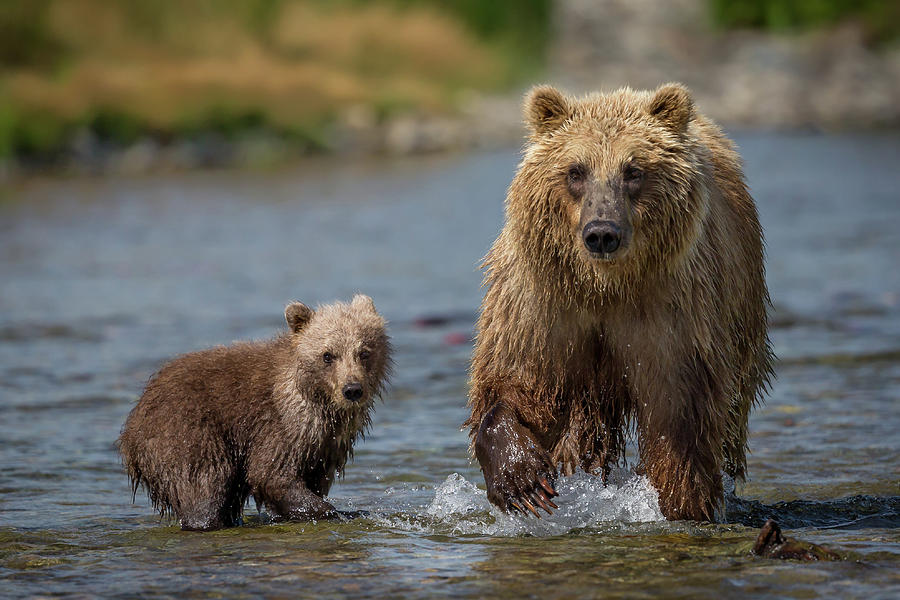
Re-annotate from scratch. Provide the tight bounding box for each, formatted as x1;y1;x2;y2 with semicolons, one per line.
322;352;334;365
567;165;587;184
359;349;371;361
623;164;643;182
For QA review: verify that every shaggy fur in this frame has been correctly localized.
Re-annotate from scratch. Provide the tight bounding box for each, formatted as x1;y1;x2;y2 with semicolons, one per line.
117;295;391;530
466;83;773;521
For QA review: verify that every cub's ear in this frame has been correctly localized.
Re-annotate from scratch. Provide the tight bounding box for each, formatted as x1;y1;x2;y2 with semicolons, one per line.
524;85;570;136
285;302;313;333
351;294;376;312
649;83;694;133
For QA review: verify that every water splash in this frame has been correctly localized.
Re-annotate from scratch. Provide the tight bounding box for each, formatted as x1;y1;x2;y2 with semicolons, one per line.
381;469;664;537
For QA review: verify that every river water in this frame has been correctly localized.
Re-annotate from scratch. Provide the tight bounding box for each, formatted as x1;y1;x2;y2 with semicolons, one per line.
1;132;898;598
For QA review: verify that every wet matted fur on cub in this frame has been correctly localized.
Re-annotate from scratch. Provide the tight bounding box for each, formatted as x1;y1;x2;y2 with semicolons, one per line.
117;295;391;531
466;83;773;521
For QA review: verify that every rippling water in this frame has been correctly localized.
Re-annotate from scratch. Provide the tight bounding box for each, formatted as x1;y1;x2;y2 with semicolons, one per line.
1;132;898;598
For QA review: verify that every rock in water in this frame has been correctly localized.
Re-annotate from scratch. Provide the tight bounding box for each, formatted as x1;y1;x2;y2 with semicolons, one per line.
752;519;841;561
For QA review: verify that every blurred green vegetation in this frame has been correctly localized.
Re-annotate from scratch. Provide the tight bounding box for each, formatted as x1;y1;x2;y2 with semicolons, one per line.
392;0;552;59
710;0;900;42
0;0;552;161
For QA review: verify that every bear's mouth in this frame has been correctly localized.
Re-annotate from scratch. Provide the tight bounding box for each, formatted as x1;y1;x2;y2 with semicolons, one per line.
333;389;371;411
583;241;629;263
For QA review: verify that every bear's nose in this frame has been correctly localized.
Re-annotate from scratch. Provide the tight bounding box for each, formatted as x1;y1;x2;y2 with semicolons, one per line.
342;383;363;402
583;220;621;254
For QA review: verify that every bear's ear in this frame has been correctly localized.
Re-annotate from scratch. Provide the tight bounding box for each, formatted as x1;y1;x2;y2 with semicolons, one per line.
649;83;694;133
285;302;313;333
524;85;570;136
351;294;376;313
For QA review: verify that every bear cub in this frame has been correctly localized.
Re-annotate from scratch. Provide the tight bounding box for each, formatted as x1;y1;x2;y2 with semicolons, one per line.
118;295;391;531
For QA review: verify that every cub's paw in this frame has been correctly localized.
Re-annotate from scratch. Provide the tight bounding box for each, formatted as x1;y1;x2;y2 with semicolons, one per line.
476;415;559;518
268;493;341;522
286;502;340;522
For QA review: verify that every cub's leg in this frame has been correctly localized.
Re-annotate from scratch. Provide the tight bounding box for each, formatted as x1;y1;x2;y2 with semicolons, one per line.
474;401;559;517
254;477;340;522
175;475;236;531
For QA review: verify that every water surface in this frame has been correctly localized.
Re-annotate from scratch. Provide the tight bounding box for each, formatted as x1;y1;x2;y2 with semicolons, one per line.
1;132;898;598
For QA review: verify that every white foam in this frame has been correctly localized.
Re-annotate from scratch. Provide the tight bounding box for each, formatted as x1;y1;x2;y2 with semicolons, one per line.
415;469;664;537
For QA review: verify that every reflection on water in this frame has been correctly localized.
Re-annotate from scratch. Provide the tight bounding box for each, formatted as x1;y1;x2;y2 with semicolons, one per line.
1;133;899;598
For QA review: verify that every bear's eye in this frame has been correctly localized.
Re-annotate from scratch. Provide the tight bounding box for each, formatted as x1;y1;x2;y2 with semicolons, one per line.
322;352;334;365
359;349;371;361
567;165;587;184
623;164;643;182
566;164;588;198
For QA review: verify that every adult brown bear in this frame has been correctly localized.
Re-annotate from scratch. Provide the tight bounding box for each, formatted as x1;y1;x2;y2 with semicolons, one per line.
465;83;773;521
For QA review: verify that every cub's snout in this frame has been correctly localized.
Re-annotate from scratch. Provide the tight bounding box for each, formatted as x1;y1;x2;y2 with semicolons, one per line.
342;382;363;402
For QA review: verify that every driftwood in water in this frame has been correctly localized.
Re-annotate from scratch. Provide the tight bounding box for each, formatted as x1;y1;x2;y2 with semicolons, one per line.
752;519;841;561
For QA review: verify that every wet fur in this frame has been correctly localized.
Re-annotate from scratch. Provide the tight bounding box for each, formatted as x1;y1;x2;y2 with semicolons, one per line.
117;295;391;530
466;83;773;521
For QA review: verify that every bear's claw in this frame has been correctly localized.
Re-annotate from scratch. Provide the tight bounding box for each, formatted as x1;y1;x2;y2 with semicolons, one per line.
520;498;542;518
504;471;558;518
475;402;561;518
538;476;558;498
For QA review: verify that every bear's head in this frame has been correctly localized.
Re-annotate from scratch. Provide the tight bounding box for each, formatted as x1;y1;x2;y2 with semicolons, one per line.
507;83;710;299
284;295;391;412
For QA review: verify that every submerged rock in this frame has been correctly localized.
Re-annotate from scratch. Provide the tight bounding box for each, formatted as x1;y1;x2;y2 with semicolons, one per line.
752;519;842;561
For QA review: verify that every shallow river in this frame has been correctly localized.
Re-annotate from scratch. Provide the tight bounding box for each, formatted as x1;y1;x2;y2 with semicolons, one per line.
1;132;898;598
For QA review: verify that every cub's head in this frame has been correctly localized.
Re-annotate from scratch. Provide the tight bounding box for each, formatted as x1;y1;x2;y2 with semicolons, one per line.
508;83;709;294
284;295;391;412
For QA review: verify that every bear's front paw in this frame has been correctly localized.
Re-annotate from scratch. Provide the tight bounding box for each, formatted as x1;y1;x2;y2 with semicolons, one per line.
488;457;559;518
476;416;559;518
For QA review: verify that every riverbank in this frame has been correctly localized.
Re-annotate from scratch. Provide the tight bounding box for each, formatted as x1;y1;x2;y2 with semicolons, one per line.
0;91;526;181
2;0;898;181
551;0;900;130
0;0;545;180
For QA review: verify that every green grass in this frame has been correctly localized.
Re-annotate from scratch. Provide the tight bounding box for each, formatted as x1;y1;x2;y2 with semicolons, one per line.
395;0;552;58
710;0;900;43
0;0;552;162
0;1;64;69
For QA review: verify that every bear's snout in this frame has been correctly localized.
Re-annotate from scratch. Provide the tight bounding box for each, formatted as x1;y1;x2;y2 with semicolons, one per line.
342;382;364;402
583;220;621;255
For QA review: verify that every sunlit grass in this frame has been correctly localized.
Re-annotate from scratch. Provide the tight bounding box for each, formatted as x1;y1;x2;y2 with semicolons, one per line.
0;0;536;158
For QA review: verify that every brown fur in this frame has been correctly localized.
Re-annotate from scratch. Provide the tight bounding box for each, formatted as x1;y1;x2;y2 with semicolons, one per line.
466;83;773;521
117;295;391;530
